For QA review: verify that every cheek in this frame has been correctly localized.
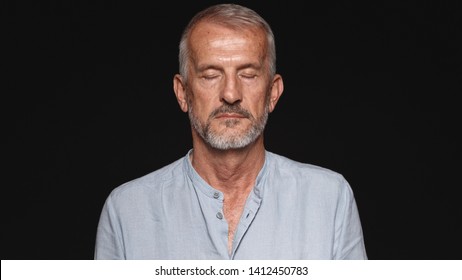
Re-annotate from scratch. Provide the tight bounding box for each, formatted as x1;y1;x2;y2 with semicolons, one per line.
188;85;219;111
190;97;214;119
249;95;269;114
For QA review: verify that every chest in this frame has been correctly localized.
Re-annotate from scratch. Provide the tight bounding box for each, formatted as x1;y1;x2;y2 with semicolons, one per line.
223;194;248;231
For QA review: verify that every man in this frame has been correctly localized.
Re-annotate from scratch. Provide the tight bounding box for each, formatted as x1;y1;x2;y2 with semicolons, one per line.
94;3;367;259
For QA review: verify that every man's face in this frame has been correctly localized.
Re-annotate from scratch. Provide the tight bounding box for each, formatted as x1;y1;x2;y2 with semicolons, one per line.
184;22;273;150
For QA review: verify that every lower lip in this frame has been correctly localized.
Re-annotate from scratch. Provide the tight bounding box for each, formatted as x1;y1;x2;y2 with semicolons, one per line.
217;116;244;120
217;114;244;118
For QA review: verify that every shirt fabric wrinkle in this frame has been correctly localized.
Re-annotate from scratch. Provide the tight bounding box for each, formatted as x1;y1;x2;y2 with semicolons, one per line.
94;149;367;260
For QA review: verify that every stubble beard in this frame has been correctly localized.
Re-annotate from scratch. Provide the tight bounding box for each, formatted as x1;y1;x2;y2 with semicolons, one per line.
187;98;270;150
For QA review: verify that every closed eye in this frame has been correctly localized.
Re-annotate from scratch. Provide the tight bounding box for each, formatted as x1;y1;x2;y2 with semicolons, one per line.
239;74;257;79
202;74;220;80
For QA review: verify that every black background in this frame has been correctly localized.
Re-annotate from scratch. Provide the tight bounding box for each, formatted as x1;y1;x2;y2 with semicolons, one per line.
4;0;461;260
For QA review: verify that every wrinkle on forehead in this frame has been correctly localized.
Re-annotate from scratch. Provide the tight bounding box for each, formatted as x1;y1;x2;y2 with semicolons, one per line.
189;22;267;68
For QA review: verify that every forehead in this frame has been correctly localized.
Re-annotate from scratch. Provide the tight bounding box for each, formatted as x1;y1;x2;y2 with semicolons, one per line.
188;21;267;60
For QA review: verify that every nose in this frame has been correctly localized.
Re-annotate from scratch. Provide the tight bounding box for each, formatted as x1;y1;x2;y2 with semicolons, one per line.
220;75;242;104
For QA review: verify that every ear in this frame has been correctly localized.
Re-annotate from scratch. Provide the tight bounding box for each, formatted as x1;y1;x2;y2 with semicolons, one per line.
268;74;284;113
173;74;189;112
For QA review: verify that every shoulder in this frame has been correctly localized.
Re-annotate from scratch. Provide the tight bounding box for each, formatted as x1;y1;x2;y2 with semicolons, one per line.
265;151;352;195
267;151;345;182
107;155;186;202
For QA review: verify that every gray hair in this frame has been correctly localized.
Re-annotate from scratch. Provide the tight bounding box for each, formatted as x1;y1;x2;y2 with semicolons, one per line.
178;3;276;82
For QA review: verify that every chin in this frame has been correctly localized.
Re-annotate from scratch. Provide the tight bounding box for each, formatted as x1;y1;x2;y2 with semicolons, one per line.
206;132;258;150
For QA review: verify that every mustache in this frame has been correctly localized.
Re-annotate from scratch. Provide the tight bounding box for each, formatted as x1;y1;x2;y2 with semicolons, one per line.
210;104;252;119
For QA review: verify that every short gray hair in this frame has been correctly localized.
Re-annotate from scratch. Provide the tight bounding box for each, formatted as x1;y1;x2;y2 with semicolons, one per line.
178;3;276;82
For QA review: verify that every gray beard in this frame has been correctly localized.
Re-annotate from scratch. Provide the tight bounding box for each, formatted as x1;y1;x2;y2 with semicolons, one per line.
188;103;269;150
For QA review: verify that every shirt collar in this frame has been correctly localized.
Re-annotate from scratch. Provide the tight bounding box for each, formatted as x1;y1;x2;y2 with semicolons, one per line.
183;149;269;200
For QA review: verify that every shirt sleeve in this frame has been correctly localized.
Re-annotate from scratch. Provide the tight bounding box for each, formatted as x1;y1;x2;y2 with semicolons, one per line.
94;194;125;260
333;177;368;260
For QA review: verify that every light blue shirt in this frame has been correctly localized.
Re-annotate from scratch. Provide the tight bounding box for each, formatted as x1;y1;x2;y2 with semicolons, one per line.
95;150;367;259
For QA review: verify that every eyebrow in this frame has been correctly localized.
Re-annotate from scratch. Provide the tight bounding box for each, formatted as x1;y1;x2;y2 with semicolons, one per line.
196;64;221;72
196;62;262;72
237;63;262;71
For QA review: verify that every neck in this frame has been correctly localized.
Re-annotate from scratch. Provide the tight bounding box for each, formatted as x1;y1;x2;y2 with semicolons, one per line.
190;137;265;194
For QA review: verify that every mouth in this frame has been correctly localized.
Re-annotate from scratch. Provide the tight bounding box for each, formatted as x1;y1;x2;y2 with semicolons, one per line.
215;113;246;119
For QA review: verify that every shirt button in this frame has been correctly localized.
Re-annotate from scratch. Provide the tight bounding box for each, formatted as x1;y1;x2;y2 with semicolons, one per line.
216;212;223;220
213;192;220;199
